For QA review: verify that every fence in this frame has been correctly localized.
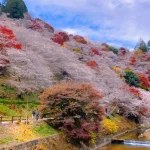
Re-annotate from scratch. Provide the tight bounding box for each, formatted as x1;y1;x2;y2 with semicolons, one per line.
0;116;29;123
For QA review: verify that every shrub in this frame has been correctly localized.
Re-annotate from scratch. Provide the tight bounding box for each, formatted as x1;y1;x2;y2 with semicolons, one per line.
137;73;150;90
52;34;64;45
58;32;69;42
91;48;101;55
129;56;136;65
124;70;140;87
87;61;98;68
39;83;104;145
73;48;82;54
73;35;87;44
103;118;118;134
4;0;28;19
108;46;118;55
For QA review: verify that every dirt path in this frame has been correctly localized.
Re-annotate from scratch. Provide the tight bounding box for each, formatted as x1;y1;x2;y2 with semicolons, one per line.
0;118;53;125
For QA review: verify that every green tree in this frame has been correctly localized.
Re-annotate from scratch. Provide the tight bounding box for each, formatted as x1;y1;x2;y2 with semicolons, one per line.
124;70;140;87
4;0;27;18
135;38;148;52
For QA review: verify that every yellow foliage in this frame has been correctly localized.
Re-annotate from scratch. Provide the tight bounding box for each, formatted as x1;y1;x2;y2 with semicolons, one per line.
8;123;38;142
103;118;119;134
113;66;124;79
89;131;97;146
73;48;82;54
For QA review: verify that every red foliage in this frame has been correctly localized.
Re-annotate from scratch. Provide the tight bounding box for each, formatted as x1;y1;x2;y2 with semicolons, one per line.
119;84;141;98
44;23;54;32
40;83;104;144
52;34;64;45
129;56;136;65
129;87;141;98
58;32;69;42
0;25;22;51
91;48;101;56
101;48;109;52
138;73;150;89
87;61;98;68
73;35;87;44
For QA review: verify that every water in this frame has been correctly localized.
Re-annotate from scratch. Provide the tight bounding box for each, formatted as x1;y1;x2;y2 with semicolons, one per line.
101;144;150;150
98;130;150;150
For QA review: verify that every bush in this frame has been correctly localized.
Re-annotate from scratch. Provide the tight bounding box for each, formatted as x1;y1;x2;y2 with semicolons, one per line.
91;48;101;55
124;70;140;87
4;0;28;19
108;46;118;55
130;56;136;65
39;83;104;145
137;73;150;90
52;34;64;45
87;61;98;69
73;48;82;54
103;118;119;134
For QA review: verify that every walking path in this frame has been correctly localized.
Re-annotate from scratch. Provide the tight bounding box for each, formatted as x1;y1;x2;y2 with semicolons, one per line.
0;117;54;125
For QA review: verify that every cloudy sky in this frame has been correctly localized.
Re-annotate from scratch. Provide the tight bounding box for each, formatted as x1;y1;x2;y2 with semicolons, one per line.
24;0;150;49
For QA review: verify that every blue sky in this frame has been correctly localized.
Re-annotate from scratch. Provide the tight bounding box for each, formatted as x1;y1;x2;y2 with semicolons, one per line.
23;0;150;49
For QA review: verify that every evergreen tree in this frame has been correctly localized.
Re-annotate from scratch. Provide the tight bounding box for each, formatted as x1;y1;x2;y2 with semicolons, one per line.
135;38;148;52
4;0;27;18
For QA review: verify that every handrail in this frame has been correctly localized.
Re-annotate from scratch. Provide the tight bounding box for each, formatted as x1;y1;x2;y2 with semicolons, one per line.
0;116;28;123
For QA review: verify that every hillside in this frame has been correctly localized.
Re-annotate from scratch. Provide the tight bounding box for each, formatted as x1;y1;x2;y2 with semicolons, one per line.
0;13;150;125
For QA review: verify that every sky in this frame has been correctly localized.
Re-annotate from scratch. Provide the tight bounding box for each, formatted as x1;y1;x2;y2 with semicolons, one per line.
23;0;150;49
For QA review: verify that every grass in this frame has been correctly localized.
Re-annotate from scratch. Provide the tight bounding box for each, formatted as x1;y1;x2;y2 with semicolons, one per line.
0;76;41;117
0;104;18;116
33;122;58;136
0;137;13;144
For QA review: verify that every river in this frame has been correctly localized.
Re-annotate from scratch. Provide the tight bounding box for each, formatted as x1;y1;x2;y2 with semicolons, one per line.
99;130;150;150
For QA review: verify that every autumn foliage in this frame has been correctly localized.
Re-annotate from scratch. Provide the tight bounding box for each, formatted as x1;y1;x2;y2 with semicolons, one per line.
87;61;98;68
52;34;64;45
0;25;22;50
129;87;141;98
58;32;69;42
39;83;104;145
91;48;101;55
138;73;150;90
129;56;136;65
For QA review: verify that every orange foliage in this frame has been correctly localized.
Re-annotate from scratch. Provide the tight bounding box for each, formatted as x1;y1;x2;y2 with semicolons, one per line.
87;61;98;68
129;87;141;98
138;73;150;89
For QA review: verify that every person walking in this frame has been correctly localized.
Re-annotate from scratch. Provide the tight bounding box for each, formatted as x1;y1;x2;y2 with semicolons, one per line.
35;109;40;120
32;109;35;119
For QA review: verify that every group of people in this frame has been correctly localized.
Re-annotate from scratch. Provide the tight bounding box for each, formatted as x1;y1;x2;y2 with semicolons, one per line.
32;109;40;120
